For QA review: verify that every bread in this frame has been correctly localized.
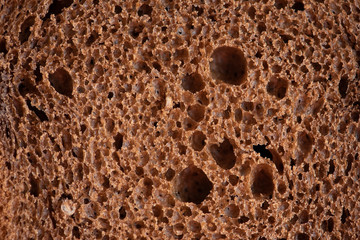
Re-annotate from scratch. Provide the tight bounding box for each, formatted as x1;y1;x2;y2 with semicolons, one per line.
1;0;359;239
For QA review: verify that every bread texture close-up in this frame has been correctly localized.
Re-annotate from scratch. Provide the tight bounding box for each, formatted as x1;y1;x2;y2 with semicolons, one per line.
1;0;360;239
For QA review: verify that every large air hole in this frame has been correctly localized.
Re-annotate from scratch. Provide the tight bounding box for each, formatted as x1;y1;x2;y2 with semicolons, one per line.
251;164;274;197
295;233;309;240
209;138;236;169
266;76;288;99
0;38;7;55
292;1;305;12
48;68;73;97
253;144;284;174
113;133;123;150
297;131;313;155
187;104;205;122
181;73;205;93
43;0;74;20
61;130;72;150
129;22;144;38
18;78;39;97
138;4;152;16
338;76;348;98
191;131;206;151
29;174;40;197
20;16;35;44
209;46;247;85
86;31;99;46
72;226;80;239
173;165;213;204
275;0;288;9
253;145;273;159
26;100;49;122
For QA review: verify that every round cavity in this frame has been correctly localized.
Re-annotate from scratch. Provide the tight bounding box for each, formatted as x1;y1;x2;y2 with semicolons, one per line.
209;46;247;85
173;165;213;204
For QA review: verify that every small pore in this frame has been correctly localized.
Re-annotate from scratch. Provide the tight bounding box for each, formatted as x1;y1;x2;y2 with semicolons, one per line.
20;16;35;44
251;164;274;197
48;68;73;97
209;138;236;169
181;73;205;93
173;165;213;204
210;46;247;85
266;76;288;99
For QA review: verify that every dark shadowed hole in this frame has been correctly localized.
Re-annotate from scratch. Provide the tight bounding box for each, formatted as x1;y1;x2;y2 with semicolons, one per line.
114;5;122;14
113;133;123;150
338;76;348;98
209;138;236;169
274;0;288;9
119;206;126;219
292;1;305;12
72;226;80;239
341;207;350;224
26;100;49;122
0;38;7;55
18;78;39;97
238;216;249;223
328;159;335;175
173;165;213;204
138;4;152;16
181;73;205;93
129;23;144;39
295;233;309;240
253;144;285;175
20;16;35;44
187;104;205;122
48;68;73;97
165;168;175;181
43;0;74;21
297;131;313;155
29;174;40;197
191;131;206;151
266;76;288;99
251;164;274;197
86;31;99;46
253;145;272;160
210;46;247;85
34;64;43;83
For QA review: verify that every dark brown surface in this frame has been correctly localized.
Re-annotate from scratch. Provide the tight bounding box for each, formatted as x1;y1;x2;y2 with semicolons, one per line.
0;0;359;239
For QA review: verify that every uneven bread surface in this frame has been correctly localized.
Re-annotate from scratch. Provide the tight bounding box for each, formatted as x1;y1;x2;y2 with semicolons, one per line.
0;0;360;239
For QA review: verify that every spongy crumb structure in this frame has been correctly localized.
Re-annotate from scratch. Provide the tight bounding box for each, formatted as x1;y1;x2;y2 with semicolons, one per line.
0;0;360;239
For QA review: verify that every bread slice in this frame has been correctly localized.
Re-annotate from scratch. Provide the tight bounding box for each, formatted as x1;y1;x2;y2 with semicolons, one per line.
1;0;359;239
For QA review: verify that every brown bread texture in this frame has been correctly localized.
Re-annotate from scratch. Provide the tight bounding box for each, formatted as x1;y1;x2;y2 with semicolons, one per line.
0;0;360;239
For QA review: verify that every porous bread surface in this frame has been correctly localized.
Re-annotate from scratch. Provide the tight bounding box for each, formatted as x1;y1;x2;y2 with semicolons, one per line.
0;0;360;239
